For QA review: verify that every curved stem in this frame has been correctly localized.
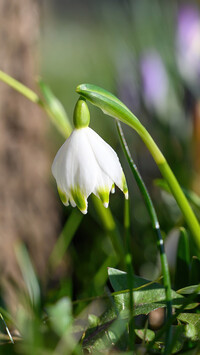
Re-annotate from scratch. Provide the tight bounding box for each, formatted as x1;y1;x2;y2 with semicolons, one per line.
76;84;200;251
132;126;200;251
120;119;200;251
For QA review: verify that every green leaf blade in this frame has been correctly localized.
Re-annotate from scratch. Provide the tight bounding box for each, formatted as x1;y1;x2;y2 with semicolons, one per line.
190;256;200;285
39;79;72;138
174;228;190;290
177;285;200;295
107;268;197;318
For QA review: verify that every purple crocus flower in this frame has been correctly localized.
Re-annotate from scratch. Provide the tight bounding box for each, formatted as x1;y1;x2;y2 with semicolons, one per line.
140;51;169;115
176;5;200;85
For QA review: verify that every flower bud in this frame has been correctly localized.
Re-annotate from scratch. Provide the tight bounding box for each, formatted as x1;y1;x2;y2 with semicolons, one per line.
73;97;90;128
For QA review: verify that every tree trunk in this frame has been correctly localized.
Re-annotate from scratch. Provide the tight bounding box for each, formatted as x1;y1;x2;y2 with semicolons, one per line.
0;0;60;311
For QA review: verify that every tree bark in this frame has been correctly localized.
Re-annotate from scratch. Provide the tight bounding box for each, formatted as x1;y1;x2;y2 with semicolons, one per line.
0;0;60;311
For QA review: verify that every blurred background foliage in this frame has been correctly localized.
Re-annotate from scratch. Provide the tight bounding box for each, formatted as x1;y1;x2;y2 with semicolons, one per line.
39;0;200;301
0;0;200;352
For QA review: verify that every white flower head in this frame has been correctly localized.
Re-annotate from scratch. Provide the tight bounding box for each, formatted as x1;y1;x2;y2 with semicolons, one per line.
52;98;128;214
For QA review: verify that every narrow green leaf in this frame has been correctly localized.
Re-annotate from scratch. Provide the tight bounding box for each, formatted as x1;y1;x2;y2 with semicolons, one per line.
49;209;83;270
93;254;119;292
91;195;125;262
174;228;190;290
0;70;39;104
38;79;72;138
15;243;40;309
169;325;185;354
0;313;14;344
154;178;172;193
155;178;200;210
190;256;200;285
177;285;200;295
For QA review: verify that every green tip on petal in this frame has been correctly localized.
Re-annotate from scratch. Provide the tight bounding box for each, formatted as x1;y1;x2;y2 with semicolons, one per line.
73;97;90;129
97;188;110;208
111;184;115;194
70;198;76;208
125;191;129;199
58;187;68;205
122;174;129;199
71;187;88;214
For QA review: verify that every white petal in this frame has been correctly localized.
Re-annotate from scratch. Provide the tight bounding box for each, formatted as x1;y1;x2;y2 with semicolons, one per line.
69;198;76;208
52;126;128;213
93;168;113;206
86;127;128;194
52;128;97;198
57;186;69;206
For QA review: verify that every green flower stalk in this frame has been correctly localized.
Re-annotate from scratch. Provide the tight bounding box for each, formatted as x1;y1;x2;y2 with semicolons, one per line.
117;121;172;354
123;198;135;351
76;84;200;251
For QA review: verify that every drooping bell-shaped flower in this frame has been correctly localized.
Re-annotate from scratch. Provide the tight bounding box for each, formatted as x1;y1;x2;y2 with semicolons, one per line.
52;98;128;214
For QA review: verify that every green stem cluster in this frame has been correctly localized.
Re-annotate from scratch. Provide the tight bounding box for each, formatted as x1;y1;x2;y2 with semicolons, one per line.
123;198;135;351
117;121;172;354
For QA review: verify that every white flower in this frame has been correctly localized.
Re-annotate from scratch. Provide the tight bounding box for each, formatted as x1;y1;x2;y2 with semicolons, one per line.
52;126;128;214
